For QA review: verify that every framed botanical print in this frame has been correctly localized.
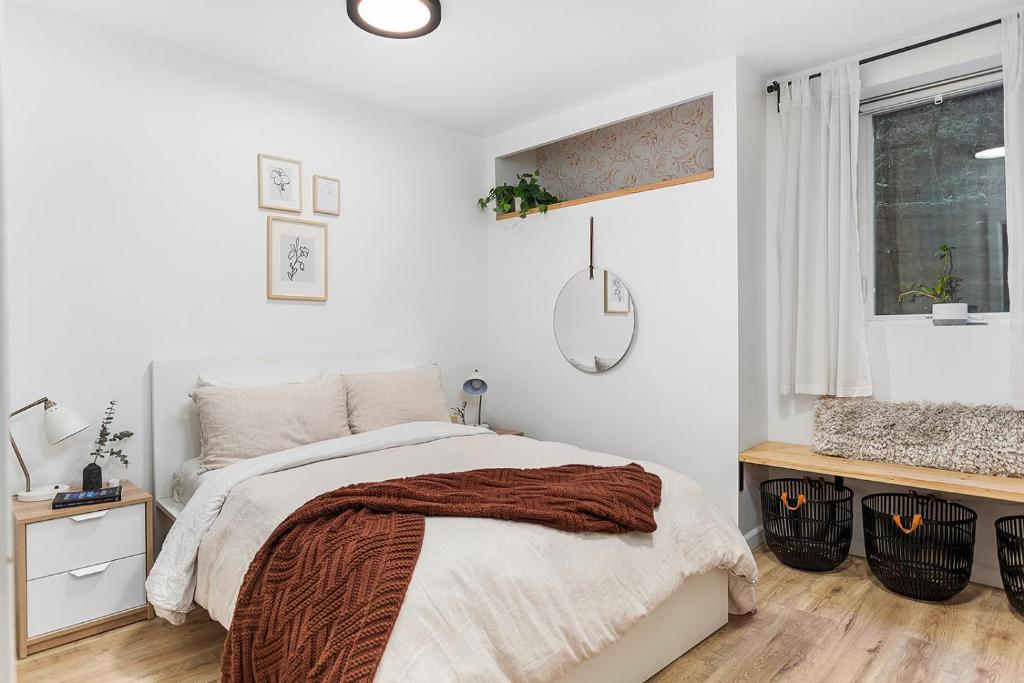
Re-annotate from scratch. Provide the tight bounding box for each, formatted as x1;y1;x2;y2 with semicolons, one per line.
258;154;302;213
313;175;341;216
267;216;327;301
604;270;630;314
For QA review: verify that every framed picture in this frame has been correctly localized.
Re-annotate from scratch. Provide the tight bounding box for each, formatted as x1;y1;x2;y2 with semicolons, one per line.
604;270;630;314
267;216;327;301
258;154;302;213
313;175;341;216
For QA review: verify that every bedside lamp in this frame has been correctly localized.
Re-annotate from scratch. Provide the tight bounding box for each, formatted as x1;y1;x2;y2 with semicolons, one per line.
8;398;89;502
462;370;488;427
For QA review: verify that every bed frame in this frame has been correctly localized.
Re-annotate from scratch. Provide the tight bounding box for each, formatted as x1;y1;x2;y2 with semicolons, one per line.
560;569;727;682
149;351;729;681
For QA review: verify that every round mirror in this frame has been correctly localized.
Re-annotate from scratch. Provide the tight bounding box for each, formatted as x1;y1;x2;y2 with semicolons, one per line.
553;269;636;373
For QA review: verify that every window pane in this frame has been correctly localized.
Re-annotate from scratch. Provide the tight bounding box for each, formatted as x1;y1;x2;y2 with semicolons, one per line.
873;87;1007;315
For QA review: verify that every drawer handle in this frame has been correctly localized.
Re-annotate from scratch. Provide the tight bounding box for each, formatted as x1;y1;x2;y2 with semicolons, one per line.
69;562;111;578
70;510;109;522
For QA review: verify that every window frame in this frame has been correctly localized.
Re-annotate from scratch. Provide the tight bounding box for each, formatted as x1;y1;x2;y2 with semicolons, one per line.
859;79;1010;324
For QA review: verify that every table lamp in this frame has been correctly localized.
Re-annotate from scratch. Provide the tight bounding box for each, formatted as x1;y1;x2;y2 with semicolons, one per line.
8;397;89;502
462;370;488;427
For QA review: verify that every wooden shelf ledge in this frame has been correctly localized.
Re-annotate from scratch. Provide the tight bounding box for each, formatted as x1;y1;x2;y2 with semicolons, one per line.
740;441;1024;504
494;170;714;221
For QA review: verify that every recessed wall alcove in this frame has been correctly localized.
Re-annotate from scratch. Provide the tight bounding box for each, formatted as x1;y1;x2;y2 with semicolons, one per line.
493;94;714;219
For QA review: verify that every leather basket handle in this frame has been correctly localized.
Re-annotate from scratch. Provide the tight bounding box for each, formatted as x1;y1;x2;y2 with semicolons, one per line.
780;492;807;511
893;513;923;535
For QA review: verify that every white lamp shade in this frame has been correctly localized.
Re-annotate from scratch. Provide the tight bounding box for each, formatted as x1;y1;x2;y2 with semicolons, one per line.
462;370;488;396
43;402;89;445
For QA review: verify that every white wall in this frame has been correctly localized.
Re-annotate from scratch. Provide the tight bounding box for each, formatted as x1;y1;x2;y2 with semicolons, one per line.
3;5;488;494
736;58;770;540
484;59;744;519
759;25;1016;585
0;0;14;673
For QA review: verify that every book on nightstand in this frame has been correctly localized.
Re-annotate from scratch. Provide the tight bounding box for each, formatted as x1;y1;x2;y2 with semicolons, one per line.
51;485;123;509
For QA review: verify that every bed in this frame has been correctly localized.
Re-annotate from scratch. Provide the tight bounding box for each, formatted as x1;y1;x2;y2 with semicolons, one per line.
148;352;756;682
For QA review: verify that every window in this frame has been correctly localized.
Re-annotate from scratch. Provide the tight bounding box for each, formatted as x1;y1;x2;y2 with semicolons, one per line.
870;86;1007;315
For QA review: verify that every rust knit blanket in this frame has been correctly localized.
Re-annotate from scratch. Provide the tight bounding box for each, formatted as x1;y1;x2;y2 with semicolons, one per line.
221;462;661;683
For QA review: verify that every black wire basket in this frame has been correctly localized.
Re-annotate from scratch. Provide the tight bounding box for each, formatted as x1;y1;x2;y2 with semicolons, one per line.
862;492;976;601
760;477;853;571
995;516;1024;616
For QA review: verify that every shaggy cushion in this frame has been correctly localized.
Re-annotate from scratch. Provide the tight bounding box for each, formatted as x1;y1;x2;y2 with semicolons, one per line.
814;398;1024;477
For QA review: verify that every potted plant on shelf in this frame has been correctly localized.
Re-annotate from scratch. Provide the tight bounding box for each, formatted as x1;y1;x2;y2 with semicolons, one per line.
84;400;134;490
479;170;561;219
897;244;967;325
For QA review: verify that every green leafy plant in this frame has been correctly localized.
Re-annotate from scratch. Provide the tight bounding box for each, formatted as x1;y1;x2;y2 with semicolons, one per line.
478;170;561;219
897;244;963;305
90;400;134;467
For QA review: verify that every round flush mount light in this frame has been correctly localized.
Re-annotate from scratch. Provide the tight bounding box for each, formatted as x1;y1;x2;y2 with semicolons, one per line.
975;146;1006;159
347;0;441;39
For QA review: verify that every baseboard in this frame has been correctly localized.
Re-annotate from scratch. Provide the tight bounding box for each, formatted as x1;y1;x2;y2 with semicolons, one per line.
744;525;764;550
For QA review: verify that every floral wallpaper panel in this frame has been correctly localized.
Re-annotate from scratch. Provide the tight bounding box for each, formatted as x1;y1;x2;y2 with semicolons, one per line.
535;96;713;202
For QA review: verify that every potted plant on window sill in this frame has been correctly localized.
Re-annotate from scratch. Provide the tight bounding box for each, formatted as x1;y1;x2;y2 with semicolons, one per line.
897;244;967;325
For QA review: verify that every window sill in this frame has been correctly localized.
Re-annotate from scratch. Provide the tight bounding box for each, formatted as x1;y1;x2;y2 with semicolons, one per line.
867;313;1009;327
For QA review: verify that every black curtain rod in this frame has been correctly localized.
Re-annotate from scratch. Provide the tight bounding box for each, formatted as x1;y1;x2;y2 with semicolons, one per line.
766;18;1002;95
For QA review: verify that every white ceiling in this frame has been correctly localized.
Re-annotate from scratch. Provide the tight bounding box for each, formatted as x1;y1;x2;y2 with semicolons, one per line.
16;0;1023;136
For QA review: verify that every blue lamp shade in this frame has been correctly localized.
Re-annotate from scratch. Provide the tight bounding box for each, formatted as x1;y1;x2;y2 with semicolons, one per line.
463;370;488;396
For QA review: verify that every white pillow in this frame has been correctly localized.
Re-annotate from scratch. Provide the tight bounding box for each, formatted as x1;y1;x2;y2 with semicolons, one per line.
196;372;321;389
170;457;205;505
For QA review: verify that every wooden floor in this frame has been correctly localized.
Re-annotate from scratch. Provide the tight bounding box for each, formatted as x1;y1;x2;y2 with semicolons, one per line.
16;547;1024;682
652;549;1024;683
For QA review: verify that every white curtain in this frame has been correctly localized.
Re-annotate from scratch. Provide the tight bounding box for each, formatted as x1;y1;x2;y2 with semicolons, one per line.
1004;15;1024;411
777;63;873;397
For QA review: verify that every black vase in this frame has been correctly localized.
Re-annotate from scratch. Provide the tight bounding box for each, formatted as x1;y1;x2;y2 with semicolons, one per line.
82;463;103;491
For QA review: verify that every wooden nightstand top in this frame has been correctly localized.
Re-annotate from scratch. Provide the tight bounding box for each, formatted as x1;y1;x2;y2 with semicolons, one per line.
12;481;151;525
490;427;525;437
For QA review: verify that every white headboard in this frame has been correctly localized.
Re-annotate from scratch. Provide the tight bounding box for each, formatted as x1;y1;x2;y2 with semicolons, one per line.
151;351;422;505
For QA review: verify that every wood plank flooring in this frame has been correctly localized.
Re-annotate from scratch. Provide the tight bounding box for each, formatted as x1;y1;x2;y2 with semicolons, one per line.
652;549;1024;683
16;547;1024;682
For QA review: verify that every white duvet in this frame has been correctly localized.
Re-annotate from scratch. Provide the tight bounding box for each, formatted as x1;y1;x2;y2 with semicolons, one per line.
147;422;757;682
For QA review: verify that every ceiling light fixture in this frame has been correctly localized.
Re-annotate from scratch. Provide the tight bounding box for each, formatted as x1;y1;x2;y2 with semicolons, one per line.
975;146;1006;159
347;0;441;39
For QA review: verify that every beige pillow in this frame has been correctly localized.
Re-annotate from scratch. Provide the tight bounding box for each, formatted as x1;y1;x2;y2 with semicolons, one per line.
345;366;449;434
193;376;350;472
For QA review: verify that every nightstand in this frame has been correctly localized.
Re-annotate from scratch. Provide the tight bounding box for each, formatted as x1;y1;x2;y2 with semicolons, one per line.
12;480;154;658
491;427;525;437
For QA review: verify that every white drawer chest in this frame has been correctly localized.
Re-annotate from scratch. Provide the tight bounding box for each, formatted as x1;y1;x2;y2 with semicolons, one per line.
13;481;153;658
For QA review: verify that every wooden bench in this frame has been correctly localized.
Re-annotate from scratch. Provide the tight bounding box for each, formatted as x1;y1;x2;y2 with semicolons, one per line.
740;441;1024;503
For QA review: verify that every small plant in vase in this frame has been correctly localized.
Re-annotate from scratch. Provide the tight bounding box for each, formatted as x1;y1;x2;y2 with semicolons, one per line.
84;400;134;491
897;244;967;325
450;401;468;425
479;170;561;219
